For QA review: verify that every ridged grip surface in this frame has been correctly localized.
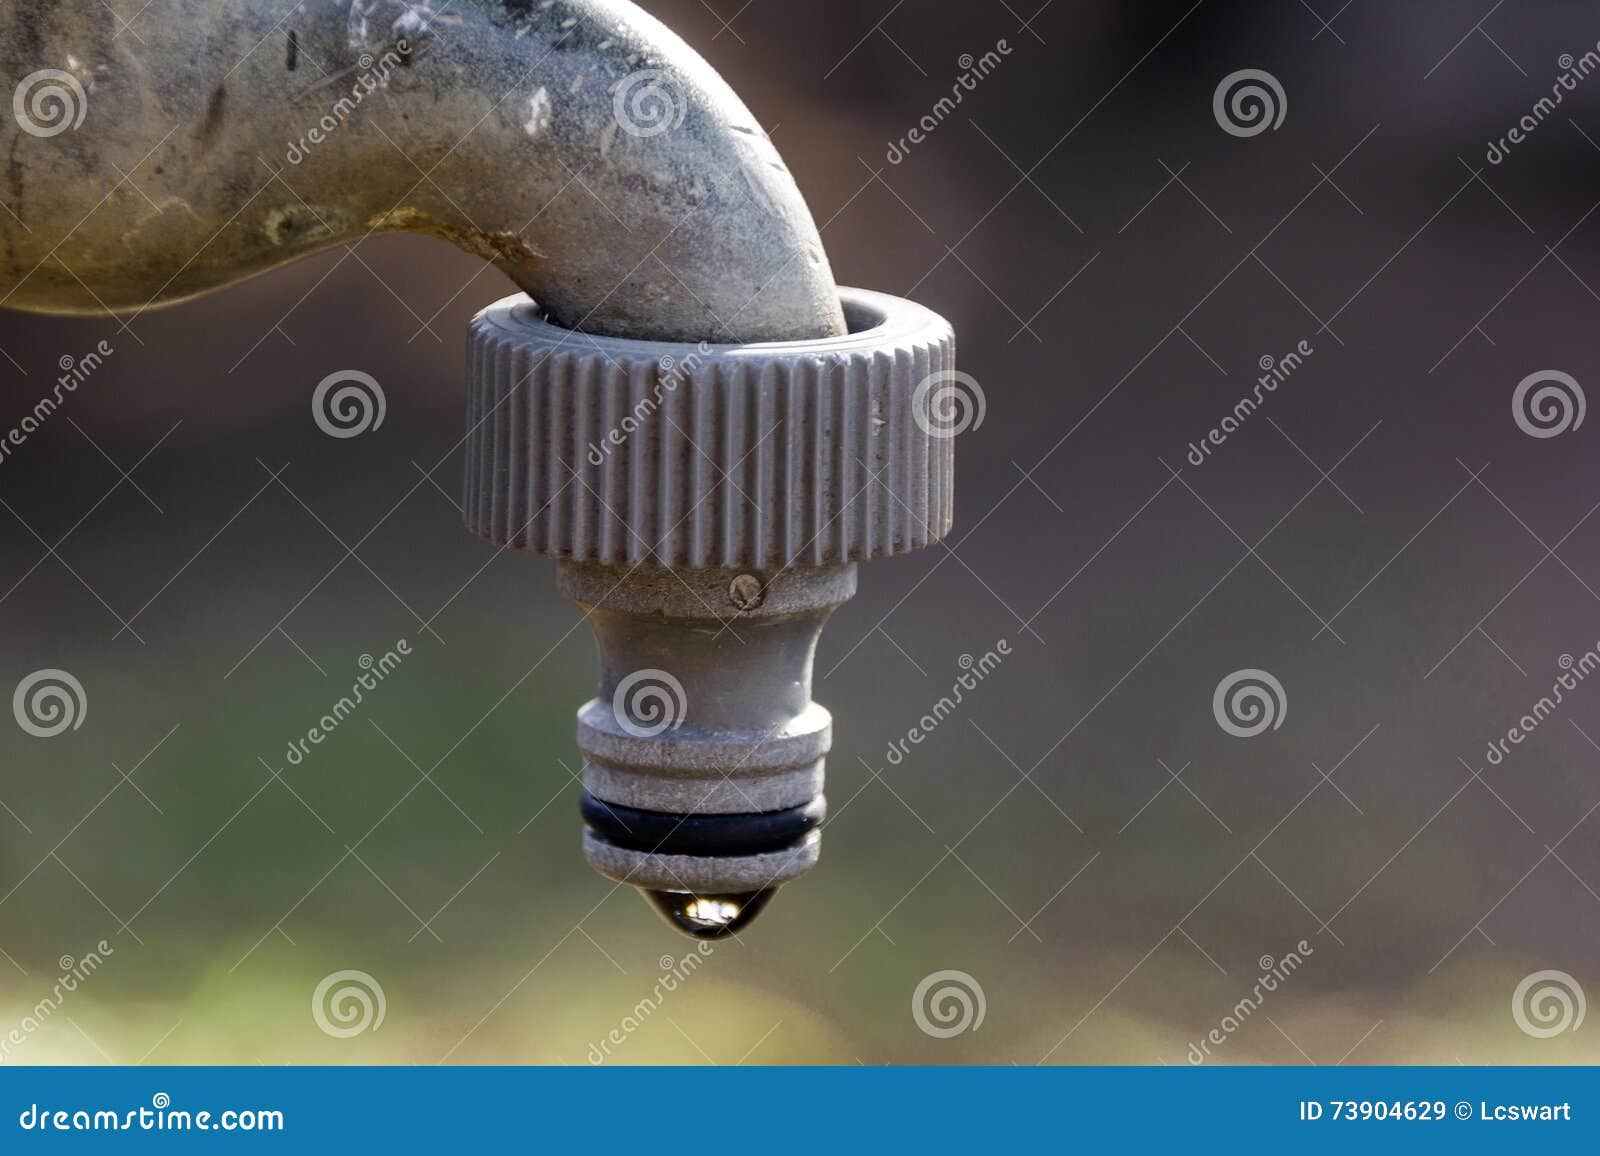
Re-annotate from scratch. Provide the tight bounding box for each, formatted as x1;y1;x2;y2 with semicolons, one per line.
464;287;955;569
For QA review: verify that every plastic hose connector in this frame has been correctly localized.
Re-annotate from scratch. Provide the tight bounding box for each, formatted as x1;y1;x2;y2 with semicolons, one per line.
463;287;955;570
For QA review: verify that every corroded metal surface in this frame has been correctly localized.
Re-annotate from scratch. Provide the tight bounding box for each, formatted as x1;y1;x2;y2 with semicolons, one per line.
0;0;845;342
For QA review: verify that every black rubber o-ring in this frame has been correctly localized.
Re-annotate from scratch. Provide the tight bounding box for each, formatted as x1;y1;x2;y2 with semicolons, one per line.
580;792;825;857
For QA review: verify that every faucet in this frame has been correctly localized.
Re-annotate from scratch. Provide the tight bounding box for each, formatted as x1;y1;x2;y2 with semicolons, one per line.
1;0;956;937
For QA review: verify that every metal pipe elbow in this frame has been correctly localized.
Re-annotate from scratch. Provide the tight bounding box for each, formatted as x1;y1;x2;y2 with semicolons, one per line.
0;0;846;343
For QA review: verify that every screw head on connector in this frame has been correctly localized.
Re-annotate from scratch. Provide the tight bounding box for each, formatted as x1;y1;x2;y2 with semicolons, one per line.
728;573;766;612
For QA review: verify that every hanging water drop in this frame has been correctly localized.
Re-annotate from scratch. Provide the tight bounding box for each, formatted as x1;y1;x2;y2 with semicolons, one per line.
642;888;777;939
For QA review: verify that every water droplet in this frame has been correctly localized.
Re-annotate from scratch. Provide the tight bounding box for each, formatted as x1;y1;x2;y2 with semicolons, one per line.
642;888;777;939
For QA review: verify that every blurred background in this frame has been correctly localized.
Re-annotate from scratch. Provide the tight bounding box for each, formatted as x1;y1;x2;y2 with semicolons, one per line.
3;0;1600;1064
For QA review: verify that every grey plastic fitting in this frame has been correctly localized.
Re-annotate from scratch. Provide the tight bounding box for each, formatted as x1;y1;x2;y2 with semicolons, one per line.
465;287;956;935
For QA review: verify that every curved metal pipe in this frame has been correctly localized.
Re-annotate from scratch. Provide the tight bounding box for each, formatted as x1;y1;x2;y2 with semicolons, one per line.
0;0;845;343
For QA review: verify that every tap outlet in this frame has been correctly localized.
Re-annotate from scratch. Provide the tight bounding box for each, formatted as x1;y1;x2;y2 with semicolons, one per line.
464;287;956;934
